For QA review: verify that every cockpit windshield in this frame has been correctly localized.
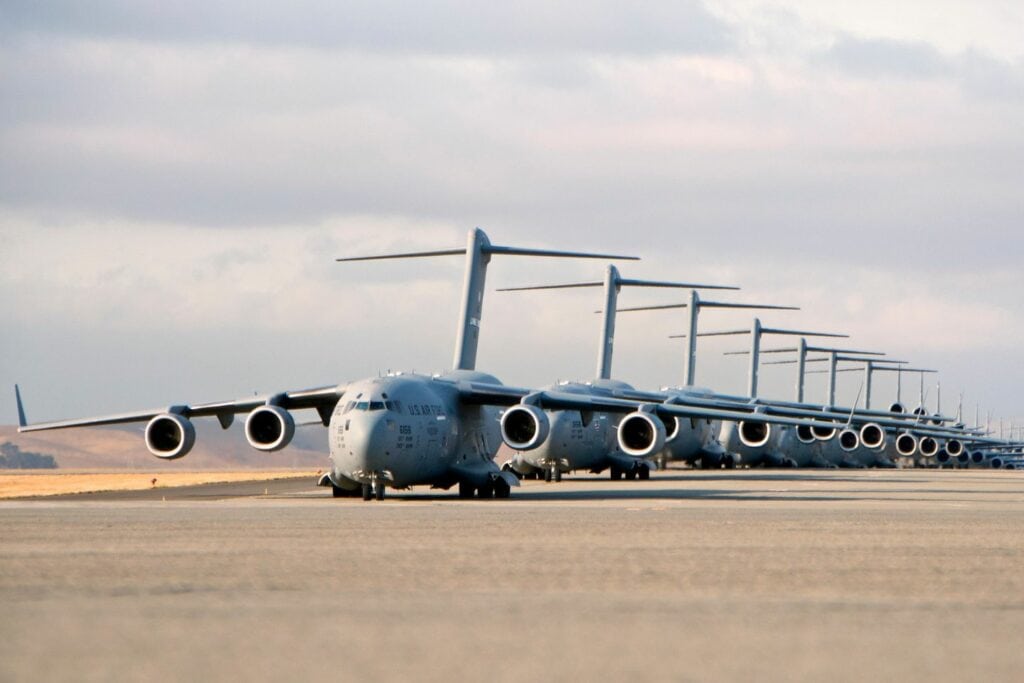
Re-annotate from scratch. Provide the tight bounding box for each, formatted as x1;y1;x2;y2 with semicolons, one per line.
346;399;398;413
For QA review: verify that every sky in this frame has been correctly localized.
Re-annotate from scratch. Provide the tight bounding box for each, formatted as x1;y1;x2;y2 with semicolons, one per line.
2;1;1022;430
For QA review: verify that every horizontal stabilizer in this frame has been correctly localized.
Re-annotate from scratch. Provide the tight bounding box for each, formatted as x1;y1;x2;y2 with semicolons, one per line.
616;301;796;313
759;328;848;338
484;245;638;260
336;248;467;262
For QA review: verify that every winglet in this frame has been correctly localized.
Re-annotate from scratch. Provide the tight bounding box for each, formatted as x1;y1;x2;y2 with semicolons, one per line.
15;384;27;430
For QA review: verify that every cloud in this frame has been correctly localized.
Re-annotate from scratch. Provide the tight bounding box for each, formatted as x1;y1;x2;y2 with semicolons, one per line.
822;35;951;79
0;1;734;55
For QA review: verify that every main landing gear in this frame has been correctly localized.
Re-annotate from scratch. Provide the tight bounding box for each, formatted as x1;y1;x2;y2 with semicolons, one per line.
610;464;651;481
360;475;387;501
458;478;511;500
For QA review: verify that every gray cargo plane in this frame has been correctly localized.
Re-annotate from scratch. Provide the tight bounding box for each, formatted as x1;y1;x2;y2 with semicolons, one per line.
15;228;853;500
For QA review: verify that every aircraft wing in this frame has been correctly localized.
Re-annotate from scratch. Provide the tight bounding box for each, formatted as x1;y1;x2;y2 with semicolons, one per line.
610;387;983;439
452;381;850;432
16;384;345;433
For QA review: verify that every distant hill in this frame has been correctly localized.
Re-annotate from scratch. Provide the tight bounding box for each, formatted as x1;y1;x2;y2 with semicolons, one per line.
0;420;330;471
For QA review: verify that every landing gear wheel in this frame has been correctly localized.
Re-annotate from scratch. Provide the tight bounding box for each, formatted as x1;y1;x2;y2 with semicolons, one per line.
478;480;495;499
625;469;637;481
544;468;553;483
375;481;386;501
459;481;475;499
553;468;562;483
610;467;622;481
494;478;511;499
332;484;357;498
361;483;372;501
638;465;650;481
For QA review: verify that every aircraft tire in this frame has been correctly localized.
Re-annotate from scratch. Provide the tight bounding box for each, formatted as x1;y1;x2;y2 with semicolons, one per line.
610;467;622;481
458;481;474;498
544;468;552;483
494;478;511;499
332;484;358;498
375;482;385;501
625;469;637;481
554;468;562;483
478;480;495;499
361;483;372;501
638;465;650;481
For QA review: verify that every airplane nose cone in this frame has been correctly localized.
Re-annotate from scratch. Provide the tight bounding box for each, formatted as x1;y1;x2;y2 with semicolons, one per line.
344;413;393;473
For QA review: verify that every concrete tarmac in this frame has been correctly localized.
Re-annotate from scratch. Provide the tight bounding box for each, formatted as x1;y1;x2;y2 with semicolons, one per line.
2;469;1023;682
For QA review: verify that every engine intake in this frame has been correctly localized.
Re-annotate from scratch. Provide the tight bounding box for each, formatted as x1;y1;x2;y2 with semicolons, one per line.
811;420;837;441
663;416;681;443
738;420;771;449
795;424;816;445
944;439;964;458
895;432;917;457
838;428;860;452
918;436;939;458
245;405;295;452
145;413;196;460
889;402;906;415
858;423;885;450
500;404;551;451
618;411;667;457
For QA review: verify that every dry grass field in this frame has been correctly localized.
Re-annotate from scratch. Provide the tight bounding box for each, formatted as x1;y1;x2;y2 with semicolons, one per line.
0;470;320;499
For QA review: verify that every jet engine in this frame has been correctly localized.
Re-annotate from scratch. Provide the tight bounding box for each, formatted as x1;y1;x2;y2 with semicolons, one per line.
663;416;681;443
795;424;817;445
838;428;860;452
895;432;918;457
811;420;838;441
858;423;885;450
500;404;550;451
970;451;985;465
917;436;939;458
944;439;964;459
144;413;196;460
737;420;771;449
889;402;906;415
245;405;296;452
617;411;667;457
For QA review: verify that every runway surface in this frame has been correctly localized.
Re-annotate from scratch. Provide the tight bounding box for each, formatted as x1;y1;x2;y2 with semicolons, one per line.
2;469;1024;681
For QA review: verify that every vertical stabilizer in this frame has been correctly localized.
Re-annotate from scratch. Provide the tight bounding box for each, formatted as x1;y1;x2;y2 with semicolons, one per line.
15;384;27;429
596;265;620;380
453;228;491;371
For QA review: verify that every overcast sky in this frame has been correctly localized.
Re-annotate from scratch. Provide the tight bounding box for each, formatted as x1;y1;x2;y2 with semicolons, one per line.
2;1;1022;430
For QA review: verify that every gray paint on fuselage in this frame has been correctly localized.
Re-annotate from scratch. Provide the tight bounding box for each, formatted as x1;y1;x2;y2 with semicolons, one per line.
329;370;503;489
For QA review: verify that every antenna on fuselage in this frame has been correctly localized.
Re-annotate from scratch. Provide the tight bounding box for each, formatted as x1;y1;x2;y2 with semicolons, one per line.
498;265;738;380
613;293;799;387
337;228;638;372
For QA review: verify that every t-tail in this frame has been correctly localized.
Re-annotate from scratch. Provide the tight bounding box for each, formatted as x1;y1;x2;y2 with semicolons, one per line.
337;227;638;372
497;264;739;380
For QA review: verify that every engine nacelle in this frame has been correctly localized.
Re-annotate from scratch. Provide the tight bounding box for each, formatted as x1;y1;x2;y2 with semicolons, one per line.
944;439;964;458
618;411;667;457
663;416;681;443
858;423;885;450
795;424;816;445
738;420;771;449
145;413;196;460
889;402;906;415
811;420;837;441
895;432;918;457
970;451;985;464
500;404;551;451
918;436;939;458
245;405;295;452
838;428;860;452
